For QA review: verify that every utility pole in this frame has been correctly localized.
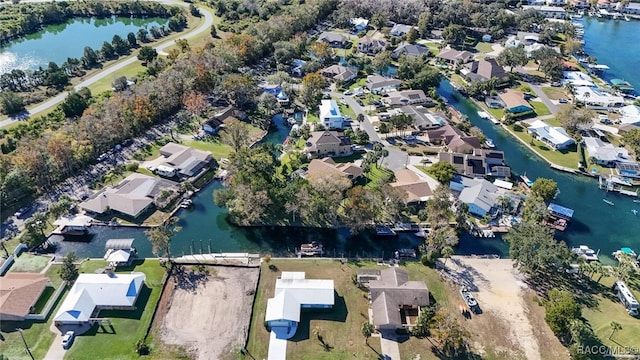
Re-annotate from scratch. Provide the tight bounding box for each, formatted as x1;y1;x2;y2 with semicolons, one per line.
16;328;35;360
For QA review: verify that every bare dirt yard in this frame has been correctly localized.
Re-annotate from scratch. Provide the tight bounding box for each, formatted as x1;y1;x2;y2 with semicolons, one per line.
442;257;568;360
156;265;260;360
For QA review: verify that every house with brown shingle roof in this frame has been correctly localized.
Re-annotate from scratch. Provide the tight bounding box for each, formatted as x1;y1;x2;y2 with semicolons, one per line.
307;157;363;181
357;36;386;55
364;268;430;331
0;273;51;321
321;65;357;82
303;131;353;158
436;48;474;65
390;169;433;204
424;125;482;153
463;58;509;83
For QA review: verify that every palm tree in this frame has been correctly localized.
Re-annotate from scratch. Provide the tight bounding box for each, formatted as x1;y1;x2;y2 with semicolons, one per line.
441;246;455;268
312;325;324;345
361;322;374;345
609;321;622;340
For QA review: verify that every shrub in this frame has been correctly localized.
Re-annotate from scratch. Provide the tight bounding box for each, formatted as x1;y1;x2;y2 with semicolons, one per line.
136;339;150;355
126;162;139;172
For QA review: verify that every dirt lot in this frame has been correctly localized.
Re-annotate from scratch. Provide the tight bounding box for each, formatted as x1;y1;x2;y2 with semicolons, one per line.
443;257;567;360
156;265;259;360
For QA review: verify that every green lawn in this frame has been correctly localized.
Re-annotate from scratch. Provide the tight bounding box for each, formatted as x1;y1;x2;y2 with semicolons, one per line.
541;86;568;100
509;124;579;169
65;259;166;360
9;253;51;273
347;78;367;91
530;101;551;116
245;260;383;359
183;138;232;160
87;63;146;95
474;42;494;54
306;112;319;123
365;165;393;189
450;74;467;87
338;103;356;120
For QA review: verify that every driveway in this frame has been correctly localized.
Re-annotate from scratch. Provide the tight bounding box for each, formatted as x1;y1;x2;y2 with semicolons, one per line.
43;324;66;360
528;82;559;115
0;0;215;128
379;330;401;360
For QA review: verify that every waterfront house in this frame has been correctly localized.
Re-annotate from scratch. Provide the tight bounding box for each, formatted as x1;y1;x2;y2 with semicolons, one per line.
203;106;247;134
527;120;575;150
597;0;611;10
367;268;430;331
569;0;590;9
382;90;432;107
54;272;146;325
623;2;640;14
321;65;357;82
425;125;478;150
79;173;179;218
389;168;433;204
350;18;369;32
583;137;633;167
307;157;363;181
365;75;402;95
462;58;509;83
498;89;533;114
390;24;414;37
317;32;350;48
574;87;625;108
318;99;344;129
450;177;499;217
104;238;136;268
439;149;511;178
563;71;596;88
522;5;567;19
265;272;334;340
401;105;446;130
291;59;307;77
357;36;386;55
0;273;51;321
391;43;430;60
618;105;640;125
436;49;474;66
304;131;353;158
159;143;214;178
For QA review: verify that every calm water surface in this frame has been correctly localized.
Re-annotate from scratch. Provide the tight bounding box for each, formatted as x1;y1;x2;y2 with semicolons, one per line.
0;16;168;74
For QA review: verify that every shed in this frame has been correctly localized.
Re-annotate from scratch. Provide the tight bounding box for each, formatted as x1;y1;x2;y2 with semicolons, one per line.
547;203;574;220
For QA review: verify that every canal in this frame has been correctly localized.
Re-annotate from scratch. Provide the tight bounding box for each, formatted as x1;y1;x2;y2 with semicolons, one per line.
0;16;169;75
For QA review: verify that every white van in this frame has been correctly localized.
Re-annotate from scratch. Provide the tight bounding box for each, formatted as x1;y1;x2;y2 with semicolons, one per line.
155;165;176;177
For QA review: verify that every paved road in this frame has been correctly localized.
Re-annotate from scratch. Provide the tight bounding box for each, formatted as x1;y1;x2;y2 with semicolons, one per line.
0;1;214;128
332;92;408;171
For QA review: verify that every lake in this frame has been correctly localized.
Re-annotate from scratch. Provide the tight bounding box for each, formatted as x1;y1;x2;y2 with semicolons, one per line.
0;16;169;75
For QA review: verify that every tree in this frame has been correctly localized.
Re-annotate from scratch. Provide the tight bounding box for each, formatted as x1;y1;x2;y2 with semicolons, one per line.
557;107;593;136
539;56;564;81
442;24;467;46
0;91;25;115
145;216;181;260
441;246;454;268
210;24;218;38
81;46;99;69
406;27;419;44
531;178;558;202
522;194;548;224
427;161;456;184
138;46;158;64
609;321;622;340
60;251;79;282
417;11;432;38
112;34;130;55
370;12;386;30
505;222;571;275
137;28;149;43
22;212;49;249
545;289;581;338
496;46;528;72
48;195;73;219
127;32;138;48
361;322;374;344
300;72;325;108
112;76;129;92
372;50;392;74
221;120;251;153
411;305;436;337
432;308;469;357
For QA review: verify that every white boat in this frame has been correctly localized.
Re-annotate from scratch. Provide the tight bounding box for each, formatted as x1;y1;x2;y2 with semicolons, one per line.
603;199;615;206
625;16;630;22
484;138;495;148
634;200;640;203
414;230;429;238
633;209;638;215
299;241;324;256
572;245;599;262
477;111;490;119
376;225;397;236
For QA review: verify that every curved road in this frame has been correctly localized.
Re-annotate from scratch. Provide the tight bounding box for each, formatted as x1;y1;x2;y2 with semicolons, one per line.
0;1;214;128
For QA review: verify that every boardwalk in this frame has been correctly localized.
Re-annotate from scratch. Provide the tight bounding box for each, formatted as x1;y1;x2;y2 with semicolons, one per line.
173;252;261;267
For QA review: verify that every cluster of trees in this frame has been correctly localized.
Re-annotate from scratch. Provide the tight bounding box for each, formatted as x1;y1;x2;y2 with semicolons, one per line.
0;1;182;44
213;144;407;230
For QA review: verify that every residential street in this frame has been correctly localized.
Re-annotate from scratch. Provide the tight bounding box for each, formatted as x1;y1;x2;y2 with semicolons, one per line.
0;0;215;128
332;91;408;171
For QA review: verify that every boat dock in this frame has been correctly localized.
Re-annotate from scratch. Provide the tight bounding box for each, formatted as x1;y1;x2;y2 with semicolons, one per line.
599;175;639;197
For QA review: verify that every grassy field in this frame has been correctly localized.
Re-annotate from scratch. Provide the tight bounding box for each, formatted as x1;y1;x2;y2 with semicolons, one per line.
183;138;232;160
509;123;579;169
364;165;394;189
530;101;551;116
87;63;146;95
65;259;166;360
245;260;384;359
8;253;51;273
541;86;568;100
474;42;494;54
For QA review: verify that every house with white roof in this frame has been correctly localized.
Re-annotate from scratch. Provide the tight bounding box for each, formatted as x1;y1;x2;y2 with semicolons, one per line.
350;18;369;32
54;273;145;325
522;5;567;19
563;71;596;88
583;137;634;167
319;99;344;129
527;120;575;150
390;24;414;37
450;177;499;217
574;87;625;108
619;105;640;125
265;272;334;359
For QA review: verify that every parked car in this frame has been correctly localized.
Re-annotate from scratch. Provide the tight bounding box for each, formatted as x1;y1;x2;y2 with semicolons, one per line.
551;81;562;87
344;90;353;96
97;153;109;162
599;114;611;124
558;98;568;103
13;206;31;219
61;331;75;349
357;99;364;106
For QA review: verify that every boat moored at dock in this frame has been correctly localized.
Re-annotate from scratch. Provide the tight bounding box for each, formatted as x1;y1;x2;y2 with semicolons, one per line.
375;225;397;236
572;245;599;262
299;241;324;256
